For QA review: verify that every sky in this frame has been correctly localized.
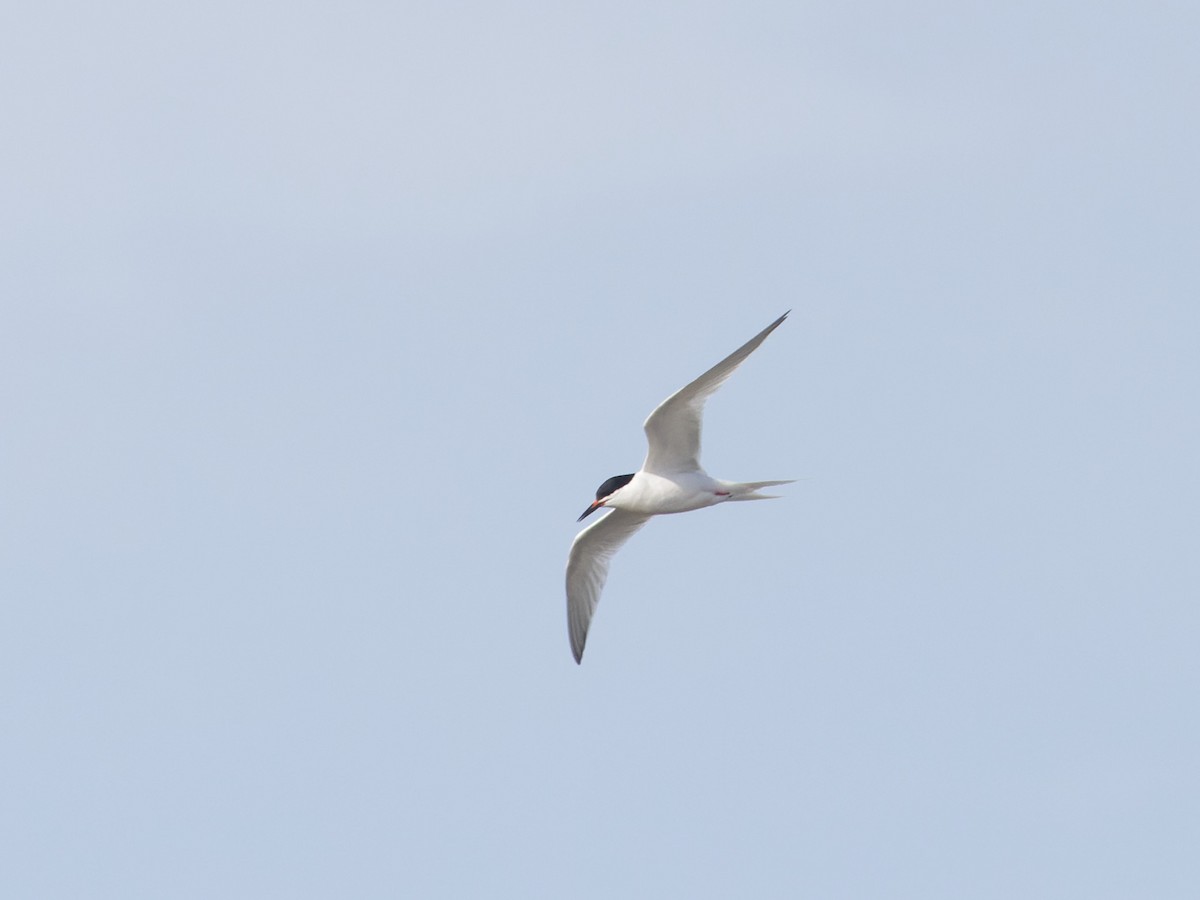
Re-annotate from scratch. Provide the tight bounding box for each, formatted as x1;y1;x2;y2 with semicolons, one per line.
2;1;1198;897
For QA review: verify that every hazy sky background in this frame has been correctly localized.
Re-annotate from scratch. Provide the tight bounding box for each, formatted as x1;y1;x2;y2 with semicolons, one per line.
3;2;1198;897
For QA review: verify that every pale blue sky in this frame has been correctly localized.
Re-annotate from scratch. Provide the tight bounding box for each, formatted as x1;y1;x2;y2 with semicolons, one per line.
3;2;1198;897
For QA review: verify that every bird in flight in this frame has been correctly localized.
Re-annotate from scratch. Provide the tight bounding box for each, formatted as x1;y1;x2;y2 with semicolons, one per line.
566;311;793;663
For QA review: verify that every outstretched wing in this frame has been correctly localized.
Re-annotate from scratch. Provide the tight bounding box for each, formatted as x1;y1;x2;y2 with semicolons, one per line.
641;311;789;476
565;509;651;663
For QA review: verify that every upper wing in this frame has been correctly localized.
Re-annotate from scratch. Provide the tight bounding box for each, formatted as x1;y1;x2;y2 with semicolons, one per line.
565;509;651;664
641;311;789;475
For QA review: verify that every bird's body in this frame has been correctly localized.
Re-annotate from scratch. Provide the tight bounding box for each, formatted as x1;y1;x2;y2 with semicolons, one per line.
601;469;725;515
566;311;793;663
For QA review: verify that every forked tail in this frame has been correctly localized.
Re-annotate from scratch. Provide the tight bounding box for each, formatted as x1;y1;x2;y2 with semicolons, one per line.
721;479;796;501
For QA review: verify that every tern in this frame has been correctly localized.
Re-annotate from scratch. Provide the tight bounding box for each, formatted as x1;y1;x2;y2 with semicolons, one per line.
566;311;793;663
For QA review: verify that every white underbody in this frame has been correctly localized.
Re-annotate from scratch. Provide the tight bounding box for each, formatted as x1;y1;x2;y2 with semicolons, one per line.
603;470;733;515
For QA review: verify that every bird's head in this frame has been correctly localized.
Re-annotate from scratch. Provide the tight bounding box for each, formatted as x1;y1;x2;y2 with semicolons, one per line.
578;473;636;521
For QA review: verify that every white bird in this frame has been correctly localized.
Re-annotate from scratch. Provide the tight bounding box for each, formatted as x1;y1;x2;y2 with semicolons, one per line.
566;311;794;663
